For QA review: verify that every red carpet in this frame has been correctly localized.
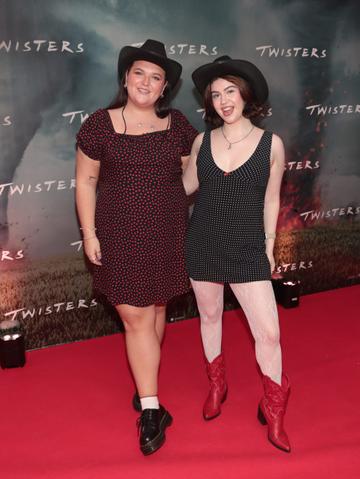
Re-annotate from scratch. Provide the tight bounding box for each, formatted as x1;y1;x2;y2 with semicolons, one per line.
1;286;359;479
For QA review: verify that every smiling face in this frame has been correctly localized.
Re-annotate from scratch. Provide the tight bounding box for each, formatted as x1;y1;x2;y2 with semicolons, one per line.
210;77;246;124
125;60;167;109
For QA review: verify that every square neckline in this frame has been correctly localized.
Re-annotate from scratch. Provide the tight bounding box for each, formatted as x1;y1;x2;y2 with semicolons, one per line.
104;108;172;137
209;129;266;175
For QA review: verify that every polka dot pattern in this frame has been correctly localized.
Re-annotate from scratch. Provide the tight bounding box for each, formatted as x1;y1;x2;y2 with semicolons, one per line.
76;108;198;307
185;130;273;283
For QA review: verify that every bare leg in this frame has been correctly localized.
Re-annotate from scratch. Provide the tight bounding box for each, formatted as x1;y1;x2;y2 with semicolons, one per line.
155;304;166;345
191;279;227;419
230;280;282;385
116;303;160;397
190;279;224;362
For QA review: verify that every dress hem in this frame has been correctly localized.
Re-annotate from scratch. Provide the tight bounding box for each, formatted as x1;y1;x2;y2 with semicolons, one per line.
187;274;271;284
94;286;191;308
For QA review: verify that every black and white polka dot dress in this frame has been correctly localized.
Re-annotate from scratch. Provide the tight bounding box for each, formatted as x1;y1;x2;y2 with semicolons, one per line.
185;129;272;283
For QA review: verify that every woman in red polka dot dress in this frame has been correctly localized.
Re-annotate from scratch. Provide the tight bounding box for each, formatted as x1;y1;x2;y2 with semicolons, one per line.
75;40;197;455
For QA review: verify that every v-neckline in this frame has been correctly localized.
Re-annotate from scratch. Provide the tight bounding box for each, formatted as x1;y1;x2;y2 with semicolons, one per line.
209;130;266;175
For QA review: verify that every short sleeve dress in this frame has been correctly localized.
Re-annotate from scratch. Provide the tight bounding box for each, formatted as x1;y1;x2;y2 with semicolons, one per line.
76;108;198;307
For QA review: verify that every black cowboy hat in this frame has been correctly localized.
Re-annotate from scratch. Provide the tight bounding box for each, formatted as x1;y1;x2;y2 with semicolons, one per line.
118;39;182;88
192;55;269;103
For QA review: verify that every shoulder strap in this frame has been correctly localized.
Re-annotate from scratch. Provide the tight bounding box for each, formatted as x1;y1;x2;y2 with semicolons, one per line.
196;129;212;169
198;128;210;154
262;130;273;156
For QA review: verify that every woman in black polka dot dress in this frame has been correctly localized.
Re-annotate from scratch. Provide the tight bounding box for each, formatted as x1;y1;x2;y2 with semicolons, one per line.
183;56;291;452
76;40;197;455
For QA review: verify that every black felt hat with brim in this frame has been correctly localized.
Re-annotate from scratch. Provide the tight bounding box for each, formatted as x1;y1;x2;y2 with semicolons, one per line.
118;39;182;88
192;55;269;103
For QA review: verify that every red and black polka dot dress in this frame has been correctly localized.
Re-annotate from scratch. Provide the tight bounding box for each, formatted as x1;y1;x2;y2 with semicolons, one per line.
76;108;198;307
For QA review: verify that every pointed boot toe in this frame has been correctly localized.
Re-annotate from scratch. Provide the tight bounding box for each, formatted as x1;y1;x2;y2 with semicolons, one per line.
258;374;291;453
203;353;227;420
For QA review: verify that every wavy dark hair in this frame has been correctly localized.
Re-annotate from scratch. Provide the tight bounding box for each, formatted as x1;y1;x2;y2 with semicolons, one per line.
107;62;172;118
203;75;267;127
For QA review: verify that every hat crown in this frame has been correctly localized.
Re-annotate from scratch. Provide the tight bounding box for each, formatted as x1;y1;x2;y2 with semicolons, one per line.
214;55;232;64
140;39;167;58
117;38;182;88
192;55;269;103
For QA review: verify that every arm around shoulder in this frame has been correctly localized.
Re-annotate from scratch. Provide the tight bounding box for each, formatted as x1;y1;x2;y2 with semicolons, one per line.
182;132;204;195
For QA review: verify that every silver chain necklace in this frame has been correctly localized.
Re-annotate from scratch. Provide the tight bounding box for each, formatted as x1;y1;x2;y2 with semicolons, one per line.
221;124;255;149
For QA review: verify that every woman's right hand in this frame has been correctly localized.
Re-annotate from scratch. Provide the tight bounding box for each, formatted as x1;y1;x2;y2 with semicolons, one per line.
83;236;102;266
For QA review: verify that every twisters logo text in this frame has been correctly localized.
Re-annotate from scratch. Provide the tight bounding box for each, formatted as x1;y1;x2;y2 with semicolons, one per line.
4;299;98;321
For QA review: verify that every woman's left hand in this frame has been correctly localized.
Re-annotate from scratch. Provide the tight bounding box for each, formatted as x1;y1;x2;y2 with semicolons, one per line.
266;251;275;274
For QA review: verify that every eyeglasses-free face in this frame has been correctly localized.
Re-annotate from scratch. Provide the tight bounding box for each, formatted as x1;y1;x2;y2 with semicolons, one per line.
210;77;246;124
125;60;167;109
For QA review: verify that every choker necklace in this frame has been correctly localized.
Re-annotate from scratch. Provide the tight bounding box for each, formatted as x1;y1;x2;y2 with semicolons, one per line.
221;124;255;149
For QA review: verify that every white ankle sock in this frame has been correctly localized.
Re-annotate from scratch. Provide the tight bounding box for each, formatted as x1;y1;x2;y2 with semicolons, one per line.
140;396;159;410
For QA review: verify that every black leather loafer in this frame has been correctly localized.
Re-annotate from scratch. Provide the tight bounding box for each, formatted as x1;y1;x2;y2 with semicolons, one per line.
137;406;173;455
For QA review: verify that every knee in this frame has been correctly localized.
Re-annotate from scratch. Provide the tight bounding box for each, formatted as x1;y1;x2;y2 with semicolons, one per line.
256;328;280;347
122;315;154;334
200;303;223;325
117;307;154;334
121;316;141;333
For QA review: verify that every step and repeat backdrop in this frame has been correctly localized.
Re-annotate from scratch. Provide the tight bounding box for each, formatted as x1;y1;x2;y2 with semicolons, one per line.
1;0;359;349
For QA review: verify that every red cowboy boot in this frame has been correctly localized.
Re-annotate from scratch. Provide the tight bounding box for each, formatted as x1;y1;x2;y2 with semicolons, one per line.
203;353;227;420
258;374;291;452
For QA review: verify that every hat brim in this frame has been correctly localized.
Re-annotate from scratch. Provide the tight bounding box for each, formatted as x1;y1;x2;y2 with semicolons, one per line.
118;46;182;88
192;59;269;104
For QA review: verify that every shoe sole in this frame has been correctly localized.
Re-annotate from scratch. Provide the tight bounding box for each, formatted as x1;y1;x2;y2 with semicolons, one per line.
140;411;173;456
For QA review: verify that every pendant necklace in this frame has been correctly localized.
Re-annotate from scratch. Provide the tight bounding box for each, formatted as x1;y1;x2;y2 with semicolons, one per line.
137;122;156;131
121;106;156;134
221;124;255;149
